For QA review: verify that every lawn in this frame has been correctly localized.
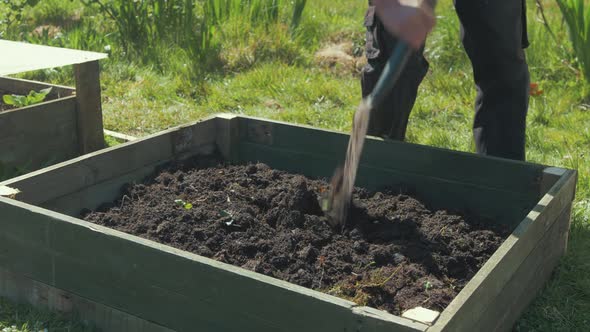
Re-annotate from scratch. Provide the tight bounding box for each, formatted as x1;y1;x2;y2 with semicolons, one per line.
0;0;588;330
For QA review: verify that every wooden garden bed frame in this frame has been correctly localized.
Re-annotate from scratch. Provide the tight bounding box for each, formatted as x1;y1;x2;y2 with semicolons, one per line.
1;40;107;178
0;72;104;174
0;115;577;331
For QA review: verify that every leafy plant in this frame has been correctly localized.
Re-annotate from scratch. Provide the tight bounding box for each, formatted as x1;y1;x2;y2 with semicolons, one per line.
2;87;52;108
424;280;432;292
555;0;590;84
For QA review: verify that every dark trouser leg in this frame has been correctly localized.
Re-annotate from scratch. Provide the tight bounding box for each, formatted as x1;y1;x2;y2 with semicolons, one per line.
360;5;429;140
455;0;530;161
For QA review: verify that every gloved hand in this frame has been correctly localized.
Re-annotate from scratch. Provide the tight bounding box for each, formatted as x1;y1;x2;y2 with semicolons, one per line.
373;0;436;50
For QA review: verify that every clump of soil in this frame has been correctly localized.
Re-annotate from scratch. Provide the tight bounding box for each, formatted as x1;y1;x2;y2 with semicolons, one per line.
82;156;510;315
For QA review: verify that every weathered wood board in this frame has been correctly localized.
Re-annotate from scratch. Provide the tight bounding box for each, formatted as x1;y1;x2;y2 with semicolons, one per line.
0;268;173;332
0;76;105;179
429;168;576;331
74;60;105;154
0;76;74;97
0;115;577;332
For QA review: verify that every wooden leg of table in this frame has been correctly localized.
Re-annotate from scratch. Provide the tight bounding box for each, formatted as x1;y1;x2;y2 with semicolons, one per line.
74;60;105;154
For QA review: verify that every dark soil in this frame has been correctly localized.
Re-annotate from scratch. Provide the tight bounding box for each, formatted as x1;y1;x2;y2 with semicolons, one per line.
82;155;511;315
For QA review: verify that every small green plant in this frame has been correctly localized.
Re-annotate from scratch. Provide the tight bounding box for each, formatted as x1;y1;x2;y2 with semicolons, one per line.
2;87;52;108
174;199;193;210
424;280;432;292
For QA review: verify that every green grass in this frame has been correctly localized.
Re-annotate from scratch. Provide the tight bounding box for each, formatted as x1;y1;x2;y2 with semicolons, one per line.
0;297;96;332
1;0;589;330
555;0;590;84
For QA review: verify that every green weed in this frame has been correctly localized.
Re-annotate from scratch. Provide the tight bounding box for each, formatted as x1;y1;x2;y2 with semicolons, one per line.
555;0;590;86
2;87;51;108
174;199;193;210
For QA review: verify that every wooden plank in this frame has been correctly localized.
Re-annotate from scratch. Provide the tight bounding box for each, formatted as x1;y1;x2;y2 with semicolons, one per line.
104;129;137;142
216;114;240;162
238;142;536;225
0;233;52;283
540;167;577;253
0;268;173;332
353;306;429;332
170;119;218;159
0;201;54;283
238;117;544;196
0;39;107;76
428;169;577;332
0;76;74;98
0;117;218;206
540;167;568;197
0;97;78;171
0;197;426;332
49;216;424;332
473;205;571;332
0;133;174;205
42;161;169;216
74;60;105;154
0;96;77;136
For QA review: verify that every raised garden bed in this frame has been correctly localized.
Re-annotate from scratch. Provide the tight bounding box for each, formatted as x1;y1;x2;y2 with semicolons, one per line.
81;155;511;318
0;72;105;180
1;40;107;180
0;77;77;176
0;115;577;332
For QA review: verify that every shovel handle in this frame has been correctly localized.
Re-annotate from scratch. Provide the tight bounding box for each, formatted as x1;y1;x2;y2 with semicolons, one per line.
366;42;411;110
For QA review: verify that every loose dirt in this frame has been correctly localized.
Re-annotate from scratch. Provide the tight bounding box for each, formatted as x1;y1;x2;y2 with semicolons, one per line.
82;155;510;315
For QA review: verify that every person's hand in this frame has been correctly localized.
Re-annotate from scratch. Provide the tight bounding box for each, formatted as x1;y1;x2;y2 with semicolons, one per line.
372;0;435;50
